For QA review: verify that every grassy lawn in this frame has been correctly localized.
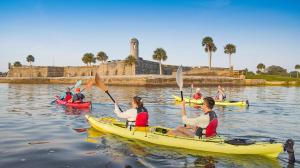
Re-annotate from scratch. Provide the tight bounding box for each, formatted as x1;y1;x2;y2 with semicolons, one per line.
246;74;300;82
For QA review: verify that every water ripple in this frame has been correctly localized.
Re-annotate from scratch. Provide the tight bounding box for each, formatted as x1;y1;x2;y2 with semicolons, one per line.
0;83;299;168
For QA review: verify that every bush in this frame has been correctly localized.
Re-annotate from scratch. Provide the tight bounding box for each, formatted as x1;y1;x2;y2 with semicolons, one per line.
289;71;298;78
247;71;255;76
13;61;22;67
266;65;287;76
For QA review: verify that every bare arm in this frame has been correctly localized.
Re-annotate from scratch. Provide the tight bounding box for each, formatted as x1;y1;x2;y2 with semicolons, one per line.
181;100;187;117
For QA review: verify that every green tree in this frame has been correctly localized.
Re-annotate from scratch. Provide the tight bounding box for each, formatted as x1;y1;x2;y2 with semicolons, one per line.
92;57;96;65
224;43;236;69
81;53;95;66
26;55;35;66
13;61;22;67
295;64;300;78
152;48;168;75
125;55;137;75
256;63;265;73
202;36;217;69
96;51;108;64
266;65;287;76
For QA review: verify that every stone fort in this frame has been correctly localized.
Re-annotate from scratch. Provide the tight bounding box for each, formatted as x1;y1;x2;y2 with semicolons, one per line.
7;38;183;77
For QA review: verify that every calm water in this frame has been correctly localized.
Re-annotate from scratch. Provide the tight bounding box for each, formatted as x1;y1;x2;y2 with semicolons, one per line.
0;83;299;168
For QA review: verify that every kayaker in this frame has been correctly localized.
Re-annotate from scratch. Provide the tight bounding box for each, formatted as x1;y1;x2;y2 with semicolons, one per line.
60;87;73;101
192;88;202;100
70;88;85;103
114;96;149;129
167;97;218;138
215;85;226;101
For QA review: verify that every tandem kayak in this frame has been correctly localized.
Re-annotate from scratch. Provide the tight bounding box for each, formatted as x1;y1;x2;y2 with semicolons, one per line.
85;115;283;158
55;97;91;108
173;95;249;106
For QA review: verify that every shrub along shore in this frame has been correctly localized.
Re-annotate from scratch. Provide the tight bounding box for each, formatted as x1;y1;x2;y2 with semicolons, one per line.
0;75;300;86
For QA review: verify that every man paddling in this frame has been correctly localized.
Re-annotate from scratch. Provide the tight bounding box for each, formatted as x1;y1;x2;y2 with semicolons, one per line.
70;88;85;103
167;97;218;138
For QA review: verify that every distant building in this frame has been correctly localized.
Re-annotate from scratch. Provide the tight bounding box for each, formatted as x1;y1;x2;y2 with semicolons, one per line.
7;38;183;77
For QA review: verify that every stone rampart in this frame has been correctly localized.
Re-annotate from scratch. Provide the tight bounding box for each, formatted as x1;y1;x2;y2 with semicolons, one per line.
183;67;241;77
0;75;245;86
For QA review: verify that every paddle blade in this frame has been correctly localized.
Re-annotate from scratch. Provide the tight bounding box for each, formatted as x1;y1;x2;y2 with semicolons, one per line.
74;80;82;88
95;72;108;92
85;79;94;91
176;66;183;91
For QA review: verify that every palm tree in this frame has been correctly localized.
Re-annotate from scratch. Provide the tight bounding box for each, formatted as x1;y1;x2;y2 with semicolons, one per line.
26;55;35;66
125;55;137;75
13;61;22;67
257;63;265;73
295;64;300;78
152;48;168;75
82;56;88;66
202;36;217;69
81;53;95;66
92;57;96;65
96;51;108;64
224;43;236;69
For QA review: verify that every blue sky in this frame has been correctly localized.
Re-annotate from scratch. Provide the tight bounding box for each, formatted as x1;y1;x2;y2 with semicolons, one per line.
0;0;300;72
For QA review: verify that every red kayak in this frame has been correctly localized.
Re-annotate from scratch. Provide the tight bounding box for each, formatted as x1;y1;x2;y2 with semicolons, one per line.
55;96;91;108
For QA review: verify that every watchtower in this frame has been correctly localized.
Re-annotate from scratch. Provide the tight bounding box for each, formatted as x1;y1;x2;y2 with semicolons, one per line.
130;38;139;59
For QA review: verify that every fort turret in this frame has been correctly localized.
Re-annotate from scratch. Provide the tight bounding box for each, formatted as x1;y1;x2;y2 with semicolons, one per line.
130;38;139;59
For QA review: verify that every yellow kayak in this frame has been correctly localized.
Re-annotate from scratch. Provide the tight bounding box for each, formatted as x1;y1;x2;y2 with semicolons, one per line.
85;115;283;158
173;95;249;106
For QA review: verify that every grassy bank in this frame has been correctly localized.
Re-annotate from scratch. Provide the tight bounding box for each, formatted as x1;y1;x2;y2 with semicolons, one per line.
246;74;300;81
246;74;300;86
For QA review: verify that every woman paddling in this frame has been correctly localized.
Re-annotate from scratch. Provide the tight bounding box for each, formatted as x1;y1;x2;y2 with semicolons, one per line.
59;87;73;101
215;85;226;101
114;96;149;129
192;88;203;100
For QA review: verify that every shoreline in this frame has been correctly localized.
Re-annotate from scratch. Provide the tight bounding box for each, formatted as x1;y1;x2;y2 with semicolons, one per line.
0;75;299;86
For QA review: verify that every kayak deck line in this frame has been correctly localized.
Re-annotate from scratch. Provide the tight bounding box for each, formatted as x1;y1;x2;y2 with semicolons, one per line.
85;115;284;158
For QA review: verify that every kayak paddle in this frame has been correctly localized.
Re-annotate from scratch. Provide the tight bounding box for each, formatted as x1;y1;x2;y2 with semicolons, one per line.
80;79;94;93
176;66;183;101
95;72;123;112
189;82;193;104
72;80;82;90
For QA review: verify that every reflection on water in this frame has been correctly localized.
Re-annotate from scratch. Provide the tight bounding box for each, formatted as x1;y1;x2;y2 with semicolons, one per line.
0;83;299;167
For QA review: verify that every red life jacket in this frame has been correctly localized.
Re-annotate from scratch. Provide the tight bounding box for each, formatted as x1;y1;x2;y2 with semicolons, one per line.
65;92;72;101
205;111;218;137
135;107;148;127
193;93;202;100
195;111;218;138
